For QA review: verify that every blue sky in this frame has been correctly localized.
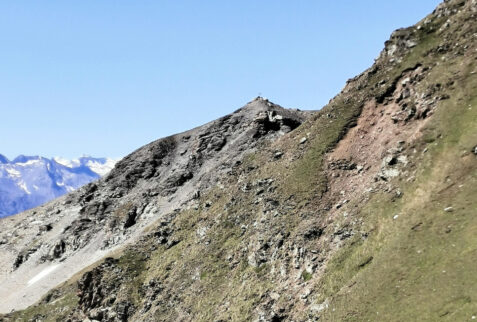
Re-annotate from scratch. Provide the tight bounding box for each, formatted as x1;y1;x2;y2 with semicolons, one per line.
0;1;441;160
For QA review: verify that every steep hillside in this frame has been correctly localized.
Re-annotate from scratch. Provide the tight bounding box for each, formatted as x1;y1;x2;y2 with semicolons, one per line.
0;100;311;315
1;0;477;321
0;156;115;217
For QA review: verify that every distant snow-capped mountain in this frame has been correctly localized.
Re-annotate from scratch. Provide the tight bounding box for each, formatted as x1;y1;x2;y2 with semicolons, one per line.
0;155;116;217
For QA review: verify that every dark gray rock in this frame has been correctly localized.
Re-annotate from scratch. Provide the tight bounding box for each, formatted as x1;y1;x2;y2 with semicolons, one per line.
13;247;39;269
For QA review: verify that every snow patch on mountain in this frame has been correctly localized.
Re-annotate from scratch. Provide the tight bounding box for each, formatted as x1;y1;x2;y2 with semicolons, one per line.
85;158;117;176
0;155;117;218
53;156;117;176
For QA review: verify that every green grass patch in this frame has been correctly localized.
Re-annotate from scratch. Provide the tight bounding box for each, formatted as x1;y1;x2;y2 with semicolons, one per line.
315;50;477;321
302;270;313;282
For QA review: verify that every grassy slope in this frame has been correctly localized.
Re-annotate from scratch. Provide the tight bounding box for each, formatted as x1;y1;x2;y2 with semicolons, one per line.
318;36;477;322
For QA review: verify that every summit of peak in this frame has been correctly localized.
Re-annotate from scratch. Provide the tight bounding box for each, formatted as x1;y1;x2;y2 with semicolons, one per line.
0;154;9;164
237;96;296;115
249;96;275;107
11;155;42;164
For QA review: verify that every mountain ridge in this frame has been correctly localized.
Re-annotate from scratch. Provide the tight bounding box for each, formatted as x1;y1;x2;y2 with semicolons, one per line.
0;155;116;217
0;97;313;314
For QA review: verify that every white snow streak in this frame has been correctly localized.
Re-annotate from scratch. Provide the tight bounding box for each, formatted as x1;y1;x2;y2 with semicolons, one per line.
27;265;59;286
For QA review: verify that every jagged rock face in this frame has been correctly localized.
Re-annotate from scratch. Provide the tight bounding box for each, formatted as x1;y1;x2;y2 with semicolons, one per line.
0;97;311;313
65;98;310;248
67;98;309;241
76;258;130;322
100;99;306;200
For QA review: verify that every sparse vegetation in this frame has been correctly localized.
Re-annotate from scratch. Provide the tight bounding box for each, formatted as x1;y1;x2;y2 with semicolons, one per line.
302;270;313;281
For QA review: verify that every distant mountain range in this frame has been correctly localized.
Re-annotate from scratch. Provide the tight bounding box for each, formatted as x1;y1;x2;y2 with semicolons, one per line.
0;155;116;217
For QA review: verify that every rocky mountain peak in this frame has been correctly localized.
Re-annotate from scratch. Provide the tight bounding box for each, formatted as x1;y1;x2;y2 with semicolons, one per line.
0;154;9;164
11;155;42;164
0;156;115;218
0;100;313;313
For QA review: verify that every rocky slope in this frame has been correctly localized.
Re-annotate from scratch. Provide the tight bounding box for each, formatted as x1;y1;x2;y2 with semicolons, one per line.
0;156;115;217
0;100;311;315
1;0;477;320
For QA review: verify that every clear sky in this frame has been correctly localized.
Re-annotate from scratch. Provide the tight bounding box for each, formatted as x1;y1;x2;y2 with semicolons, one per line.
0;1;441;160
